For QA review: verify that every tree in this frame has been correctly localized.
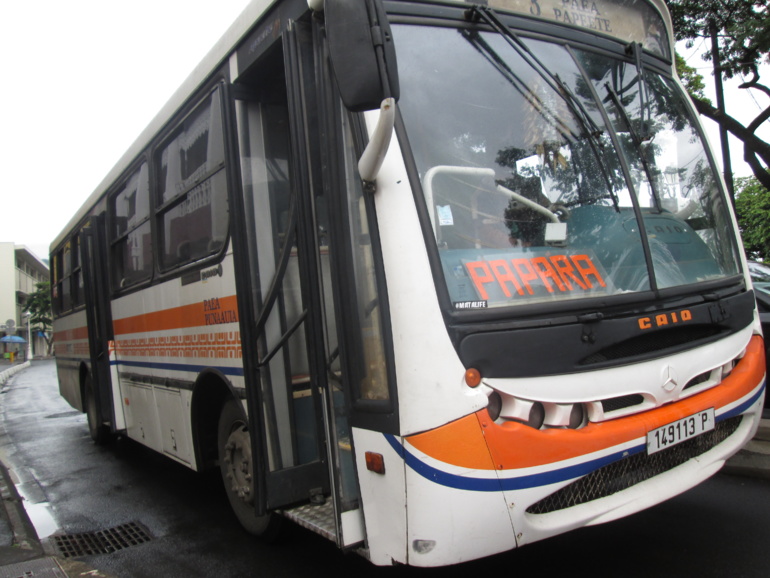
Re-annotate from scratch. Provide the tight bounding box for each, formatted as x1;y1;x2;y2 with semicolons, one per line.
25;281;54;357
734;174;770;260
666;0;770;189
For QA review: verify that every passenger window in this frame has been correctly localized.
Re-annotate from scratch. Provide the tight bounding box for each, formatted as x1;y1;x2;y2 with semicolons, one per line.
155;87;228;269
110;163;153;289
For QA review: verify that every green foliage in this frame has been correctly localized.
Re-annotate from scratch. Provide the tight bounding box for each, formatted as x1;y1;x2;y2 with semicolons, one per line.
666;0;770;80
674;53;710;103
24;281;54;356
25;281;52;331
735;174;770;260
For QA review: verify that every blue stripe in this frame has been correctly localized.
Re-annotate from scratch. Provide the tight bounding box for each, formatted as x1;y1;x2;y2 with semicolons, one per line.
112;358;244;377
388;380;766;493
384;434;647;492
385;434;646;491
717;379;765;421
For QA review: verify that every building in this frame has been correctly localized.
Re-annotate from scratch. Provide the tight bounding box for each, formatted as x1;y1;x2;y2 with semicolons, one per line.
0;243;50;361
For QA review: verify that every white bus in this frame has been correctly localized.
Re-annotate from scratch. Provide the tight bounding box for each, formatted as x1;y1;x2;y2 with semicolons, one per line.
51;0;766;567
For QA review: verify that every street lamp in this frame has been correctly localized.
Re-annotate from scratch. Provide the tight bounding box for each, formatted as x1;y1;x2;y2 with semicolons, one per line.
23;312;32;361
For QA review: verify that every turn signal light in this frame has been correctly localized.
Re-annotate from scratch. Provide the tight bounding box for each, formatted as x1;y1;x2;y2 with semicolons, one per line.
465;368;482;388
365;451;385;474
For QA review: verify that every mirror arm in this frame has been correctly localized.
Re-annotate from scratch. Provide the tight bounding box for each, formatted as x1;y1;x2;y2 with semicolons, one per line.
358;98;396;188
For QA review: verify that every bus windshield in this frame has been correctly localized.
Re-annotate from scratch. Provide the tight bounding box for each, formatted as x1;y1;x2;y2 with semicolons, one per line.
394;23;741;310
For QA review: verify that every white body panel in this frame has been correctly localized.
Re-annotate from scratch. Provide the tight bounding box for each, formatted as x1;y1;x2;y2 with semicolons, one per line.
366;111;488;436
110;252;241;469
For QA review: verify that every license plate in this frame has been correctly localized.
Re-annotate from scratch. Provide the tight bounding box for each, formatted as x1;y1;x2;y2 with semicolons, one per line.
647;408;715;455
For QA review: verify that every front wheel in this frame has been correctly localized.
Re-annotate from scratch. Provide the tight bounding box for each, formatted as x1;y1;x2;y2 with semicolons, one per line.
217;398;282;539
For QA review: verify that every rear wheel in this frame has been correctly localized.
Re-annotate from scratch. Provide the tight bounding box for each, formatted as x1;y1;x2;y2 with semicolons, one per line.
217;398;282;539
84;374;110;445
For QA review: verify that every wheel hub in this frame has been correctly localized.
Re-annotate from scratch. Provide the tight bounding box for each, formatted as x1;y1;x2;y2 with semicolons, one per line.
223;424;253;506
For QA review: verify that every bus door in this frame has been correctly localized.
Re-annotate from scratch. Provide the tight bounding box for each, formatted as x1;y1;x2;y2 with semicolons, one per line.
232;18;363;547
80;215;116;440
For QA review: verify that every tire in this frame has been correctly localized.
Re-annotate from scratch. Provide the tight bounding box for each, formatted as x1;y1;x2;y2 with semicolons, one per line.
217;398;282;539
84;374;111;445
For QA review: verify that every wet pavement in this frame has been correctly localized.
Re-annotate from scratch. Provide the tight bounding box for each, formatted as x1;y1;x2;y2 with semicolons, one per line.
0;359;766;577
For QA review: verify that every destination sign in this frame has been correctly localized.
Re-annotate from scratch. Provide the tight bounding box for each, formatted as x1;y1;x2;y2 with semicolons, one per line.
462;0;669;58
445;249;612;309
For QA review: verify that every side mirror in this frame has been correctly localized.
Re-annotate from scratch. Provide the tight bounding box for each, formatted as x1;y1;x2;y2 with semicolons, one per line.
322;0;400;112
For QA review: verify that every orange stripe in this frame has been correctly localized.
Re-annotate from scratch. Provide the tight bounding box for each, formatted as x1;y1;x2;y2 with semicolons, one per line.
53;326;89;342
113;295;239;336
408;336;765;471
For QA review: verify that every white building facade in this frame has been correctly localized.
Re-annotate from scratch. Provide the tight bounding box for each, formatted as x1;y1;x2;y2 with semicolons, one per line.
0;243;50;360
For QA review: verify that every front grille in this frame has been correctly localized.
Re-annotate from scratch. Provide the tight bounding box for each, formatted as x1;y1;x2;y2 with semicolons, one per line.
684;370;712;390
526;416;742;515
601;394;644;413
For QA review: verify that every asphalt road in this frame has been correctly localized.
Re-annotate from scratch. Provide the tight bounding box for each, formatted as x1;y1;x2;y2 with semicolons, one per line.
2;359;770;577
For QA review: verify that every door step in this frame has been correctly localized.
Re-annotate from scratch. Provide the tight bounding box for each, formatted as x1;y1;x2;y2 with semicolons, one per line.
282;501;335;541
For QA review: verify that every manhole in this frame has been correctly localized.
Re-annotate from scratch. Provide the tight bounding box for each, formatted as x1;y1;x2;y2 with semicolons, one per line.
51;522;153;558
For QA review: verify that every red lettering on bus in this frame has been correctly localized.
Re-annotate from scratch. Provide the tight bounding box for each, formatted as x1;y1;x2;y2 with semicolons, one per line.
489;259;524;297
549;254;586;290
466;261;495;300
531;257;567;293
512;258;538;295
465;254;608;300
571;254;606;288
637;309;693;330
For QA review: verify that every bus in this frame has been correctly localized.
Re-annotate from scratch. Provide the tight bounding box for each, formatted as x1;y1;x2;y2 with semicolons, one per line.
51;0;766;567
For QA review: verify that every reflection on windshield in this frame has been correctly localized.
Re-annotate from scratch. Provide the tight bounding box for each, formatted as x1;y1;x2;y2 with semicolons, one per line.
393;24;740;310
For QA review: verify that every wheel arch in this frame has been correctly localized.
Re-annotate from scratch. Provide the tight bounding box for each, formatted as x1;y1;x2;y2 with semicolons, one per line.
78;360;92;413
190;369;244;472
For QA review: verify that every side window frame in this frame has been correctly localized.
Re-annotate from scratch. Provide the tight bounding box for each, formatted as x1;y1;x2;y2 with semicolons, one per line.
108;160;154;292
153;84;230;273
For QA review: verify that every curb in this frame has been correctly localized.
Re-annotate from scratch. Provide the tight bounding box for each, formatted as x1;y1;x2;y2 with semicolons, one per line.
0;362;30;387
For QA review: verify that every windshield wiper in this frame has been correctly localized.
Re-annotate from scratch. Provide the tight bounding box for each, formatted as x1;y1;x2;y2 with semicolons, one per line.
627;42;651;142
460;29;579;142
604;82;663;212
465;7;604;141
464;6;620;211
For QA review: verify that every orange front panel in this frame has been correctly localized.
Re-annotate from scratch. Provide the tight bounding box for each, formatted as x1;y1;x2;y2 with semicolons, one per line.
408;336;765;471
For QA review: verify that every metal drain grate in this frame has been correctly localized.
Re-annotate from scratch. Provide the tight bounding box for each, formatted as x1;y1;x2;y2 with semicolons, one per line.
52;522;153;558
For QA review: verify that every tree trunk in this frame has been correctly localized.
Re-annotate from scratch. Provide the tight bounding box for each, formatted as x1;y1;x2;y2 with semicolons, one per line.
691;96;770;190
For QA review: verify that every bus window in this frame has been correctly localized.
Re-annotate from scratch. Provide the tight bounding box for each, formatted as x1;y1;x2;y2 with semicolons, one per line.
568;45;741;287
236;90;319;470
110;163;152;290
155;87;229;270
340;111;390;404
71;235;83;307
394;23;741;310
61;242;72;312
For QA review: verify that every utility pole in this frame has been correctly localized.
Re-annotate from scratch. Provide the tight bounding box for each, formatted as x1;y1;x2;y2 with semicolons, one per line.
710;20;734;205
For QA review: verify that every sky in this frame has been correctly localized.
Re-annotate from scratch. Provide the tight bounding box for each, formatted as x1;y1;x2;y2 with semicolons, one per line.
678;39;770;186
0;0;252;261
0;1;768;264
